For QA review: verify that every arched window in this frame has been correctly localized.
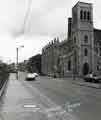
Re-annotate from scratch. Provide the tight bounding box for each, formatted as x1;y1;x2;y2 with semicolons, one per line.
99;48;101;56
84;48;88;56
97;65;99;71
68;60;71;71
80;10;83;20
84;11;86;20
84;35;88;43
83;62;89;75
87;11;90;20
74;37;76;43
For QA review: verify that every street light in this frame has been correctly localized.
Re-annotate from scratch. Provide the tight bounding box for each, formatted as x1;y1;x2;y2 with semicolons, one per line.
16;45;24;80
14;0;32;79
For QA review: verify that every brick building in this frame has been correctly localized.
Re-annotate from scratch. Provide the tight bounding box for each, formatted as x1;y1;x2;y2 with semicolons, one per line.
42;1;101;77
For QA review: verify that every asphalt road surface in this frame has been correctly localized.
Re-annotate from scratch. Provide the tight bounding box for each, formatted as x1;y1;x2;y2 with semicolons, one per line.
0;73;101;120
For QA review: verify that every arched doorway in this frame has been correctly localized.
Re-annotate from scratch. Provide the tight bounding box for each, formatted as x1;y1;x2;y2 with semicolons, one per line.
83;63;89;75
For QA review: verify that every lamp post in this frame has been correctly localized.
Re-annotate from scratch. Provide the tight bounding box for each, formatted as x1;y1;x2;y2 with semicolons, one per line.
15;0;32;79
16;45;24;80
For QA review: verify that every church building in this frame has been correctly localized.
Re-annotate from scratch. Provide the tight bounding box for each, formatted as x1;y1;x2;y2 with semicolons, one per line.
41;2;101;77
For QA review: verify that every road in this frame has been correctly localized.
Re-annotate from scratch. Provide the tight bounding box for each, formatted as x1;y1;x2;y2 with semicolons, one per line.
0;73;101;120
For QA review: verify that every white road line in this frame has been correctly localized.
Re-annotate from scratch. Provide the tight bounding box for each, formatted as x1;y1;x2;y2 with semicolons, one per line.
24;105;36;108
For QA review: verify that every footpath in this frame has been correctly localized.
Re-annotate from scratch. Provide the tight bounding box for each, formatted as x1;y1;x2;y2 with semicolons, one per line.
0;73;17;98
48;76;101;89
72;79;101;89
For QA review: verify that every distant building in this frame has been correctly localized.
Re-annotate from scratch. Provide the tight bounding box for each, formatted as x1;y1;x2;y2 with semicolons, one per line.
41;38;60;76
42;1;101;77
27;54;41;74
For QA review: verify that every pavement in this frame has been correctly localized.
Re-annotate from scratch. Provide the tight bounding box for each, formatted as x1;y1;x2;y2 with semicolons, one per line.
72;79;101;89
50;76;101;89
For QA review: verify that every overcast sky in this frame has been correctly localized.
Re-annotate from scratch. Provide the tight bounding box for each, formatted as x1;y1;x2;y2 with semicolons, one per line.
0;0;101;63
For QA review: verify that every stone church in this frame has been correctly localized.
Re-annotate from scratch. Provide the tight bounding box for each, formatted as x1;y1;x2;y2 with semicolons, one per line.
41;1;101;77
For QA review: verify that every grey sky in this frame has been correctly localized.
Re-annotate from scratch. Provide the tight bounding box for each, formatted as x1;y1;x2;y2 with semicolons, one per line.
0;0;101;62
1;0;101;36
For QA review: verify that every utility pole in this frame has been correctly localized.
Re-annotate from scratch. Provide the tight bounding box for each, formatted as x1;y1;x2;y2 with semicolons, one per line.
15;0;32;80
16;48;18;80
16;46;24;80
15;0;32;79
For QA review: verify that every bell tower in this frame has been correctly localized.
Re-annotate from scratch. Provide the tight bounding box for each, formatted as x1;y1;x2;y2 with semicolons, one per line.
72;2;94;76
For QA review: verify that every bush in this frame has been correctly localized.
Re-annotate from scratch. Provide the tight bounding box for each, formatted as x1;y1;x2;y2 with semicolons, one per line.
0;63;10;90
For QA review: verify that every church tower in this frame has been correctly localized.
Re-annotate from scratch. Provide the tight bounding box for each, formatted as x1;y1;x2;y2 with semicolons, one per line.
72;2;94;76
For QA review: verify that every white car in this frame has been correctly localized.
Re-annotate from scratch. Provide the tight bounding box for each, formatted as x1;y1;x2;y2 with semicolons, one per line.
26;73;36;81
33;73;39;77
84;73;101;83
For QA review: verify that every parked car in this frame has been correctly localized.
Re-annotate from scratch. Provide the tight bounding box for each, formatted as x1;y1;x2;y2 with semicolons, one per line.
25;73;36;81
33;73;39;77
84;73;101;83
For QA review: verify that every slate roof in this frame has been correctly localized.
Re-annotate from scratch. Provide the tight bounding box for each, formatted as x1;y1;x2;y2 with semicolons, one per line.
94;29;101;42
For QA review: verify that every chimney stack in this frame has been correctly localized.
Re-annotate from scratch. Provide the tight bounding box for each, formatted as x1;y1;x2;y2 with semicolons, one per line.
68;17;72;39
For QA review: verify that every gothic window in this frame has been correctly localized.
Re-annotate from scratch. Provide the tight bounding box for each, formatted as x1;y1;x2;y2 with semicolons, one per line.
80;10;83;20
97;65;99;71
99;48;101;56
84;11;86;20
68;60;71;71
84;48;88;56
84;35;88;43
95;47;98;54
74;37;76;43
87;11;90;20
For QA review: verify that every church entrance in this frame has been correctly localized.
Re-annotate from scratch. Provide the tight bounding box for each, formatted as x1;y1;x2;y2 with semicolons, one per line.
83;63;89;75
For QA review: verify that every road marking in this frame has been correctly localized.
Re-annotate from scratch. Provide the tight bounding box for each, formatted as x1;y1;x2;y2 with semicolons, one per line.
64;101;81;112
51;78;64;82
44;106;61;112
24;105;36;108
39;106;75;119
23;81;57;107
42;106;67;117
24;104;41;112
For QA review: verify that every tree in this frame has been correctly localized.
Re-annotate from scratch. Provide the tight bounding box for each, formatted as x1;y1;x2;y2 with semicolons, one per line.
26;54;41;73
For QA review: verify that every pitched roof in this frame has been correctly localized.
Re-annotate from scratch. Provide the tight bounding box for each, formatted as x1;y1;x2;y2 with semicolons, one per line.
94;29;101;42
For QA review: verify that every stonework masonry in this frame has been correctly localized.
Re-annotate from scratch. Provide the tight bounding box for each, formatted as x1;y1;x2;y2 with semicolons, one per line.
41;1;101;77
